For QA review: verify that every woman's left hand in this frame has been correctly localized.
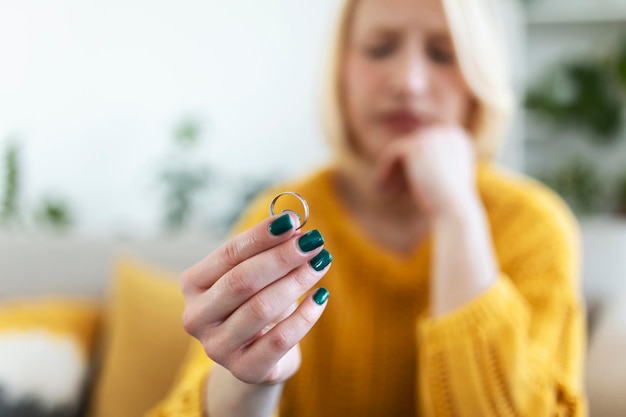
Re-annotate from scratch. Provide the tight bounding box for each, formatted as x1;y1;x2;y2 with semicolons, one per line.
374;125;477;217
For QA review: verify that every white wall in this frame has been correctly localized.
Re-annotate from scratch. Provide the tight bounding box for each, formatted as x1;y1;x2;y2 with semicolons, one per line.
0;0;341;236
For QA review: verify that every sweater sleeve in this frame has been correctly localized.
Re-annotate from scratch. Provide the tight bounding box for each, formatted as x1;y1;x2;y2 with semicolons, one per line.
417;190;587;416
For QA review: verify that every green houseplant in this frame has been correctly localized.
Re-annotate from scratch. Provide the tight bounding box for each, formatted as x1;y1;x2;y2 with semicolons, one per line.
1;140;20;227
525;38;626;216
1;138;74;233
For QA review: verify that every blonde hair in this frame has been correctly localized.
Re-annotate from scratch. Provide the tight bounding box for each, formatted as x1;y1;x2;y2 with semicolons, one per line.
321;0;515;162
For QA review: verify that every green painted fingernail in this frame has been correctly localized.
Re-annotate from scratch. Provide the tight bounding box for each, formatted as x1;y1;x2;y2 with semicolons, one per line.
269;214;293;236
309;249;332;272
280;209;301;222
298;230;324;253
313;287;330;305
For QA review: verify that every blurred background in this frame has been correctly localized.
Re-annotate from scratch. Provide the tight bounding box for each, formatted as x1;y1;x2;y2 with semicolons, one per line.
1;0;624;238
0;0;625;416
0;0;338;238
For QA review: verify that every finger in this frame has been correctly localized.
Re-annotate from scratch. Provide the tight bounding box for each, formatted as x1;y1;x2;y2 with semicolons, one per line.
181;212;301;293
203;237;326;322
188;231;327;327
234;287;330;383
220;249;332;349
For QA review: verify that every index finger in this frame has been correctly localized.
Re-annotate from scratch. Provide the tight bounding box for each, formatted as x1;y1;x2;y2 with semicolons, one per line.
181;212;301;292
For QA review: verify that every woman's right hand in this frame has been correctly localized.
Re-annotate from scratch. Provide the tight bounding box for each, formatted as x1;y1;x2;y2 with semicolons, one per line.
180;212;332;386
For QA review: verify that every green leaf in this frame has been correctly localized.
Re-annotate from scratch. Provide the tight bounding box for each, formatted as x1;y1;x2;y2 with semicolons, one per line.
1;140;21;224
35;197;74;231
174;119;202;148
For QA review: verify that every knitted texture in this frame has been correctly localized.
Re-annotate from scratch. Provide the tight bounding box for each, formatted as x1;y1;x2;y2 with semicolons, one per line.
147;163;586;417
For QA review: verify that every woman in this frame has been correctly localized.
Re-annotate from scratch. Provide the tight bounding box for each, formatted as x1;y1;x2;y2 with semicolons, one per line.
149;0;586;415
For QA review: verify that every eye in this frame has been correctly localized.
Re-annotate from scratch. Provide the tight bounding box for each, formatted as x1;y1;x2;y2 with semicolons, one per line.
365;41;397;59
427;44;455;66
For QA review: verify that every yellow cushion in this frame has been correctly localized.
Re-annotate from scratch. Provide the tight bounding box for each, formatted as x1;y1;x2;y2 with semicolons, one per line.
0;298;100;414
88;257;192;417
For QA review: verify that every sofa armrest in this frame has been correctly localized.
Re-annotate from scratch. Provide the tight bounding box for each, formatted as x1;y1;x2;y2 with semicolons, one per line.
586;293;626;417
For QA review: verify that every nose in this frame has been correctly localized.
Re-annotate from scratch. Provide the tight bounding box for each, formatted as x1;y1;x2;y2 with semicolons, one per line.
389;43;429;98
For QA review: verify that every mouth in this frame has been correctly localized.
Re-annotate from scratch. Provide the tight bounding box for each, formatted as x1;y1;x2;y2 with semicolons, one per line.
377;110;431;134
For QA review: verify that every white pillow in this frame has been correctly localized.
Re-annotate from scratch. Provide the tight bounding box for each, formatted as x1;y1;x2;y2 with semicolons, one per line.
0;298;100;417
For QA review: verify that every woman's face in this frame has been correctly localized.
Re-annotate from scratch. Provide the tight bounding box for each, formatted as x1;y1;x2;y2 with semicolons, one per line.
343;0;473;163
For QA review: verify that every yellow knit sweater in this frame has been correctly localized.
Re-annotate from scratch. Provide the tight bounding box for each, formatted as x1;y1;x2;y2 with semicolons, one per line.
148;163;587;417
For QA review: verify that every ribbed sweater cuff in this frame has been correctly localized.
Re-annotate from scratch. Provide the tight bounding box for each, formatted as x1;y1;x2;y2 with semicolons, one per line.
418;276;530;350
